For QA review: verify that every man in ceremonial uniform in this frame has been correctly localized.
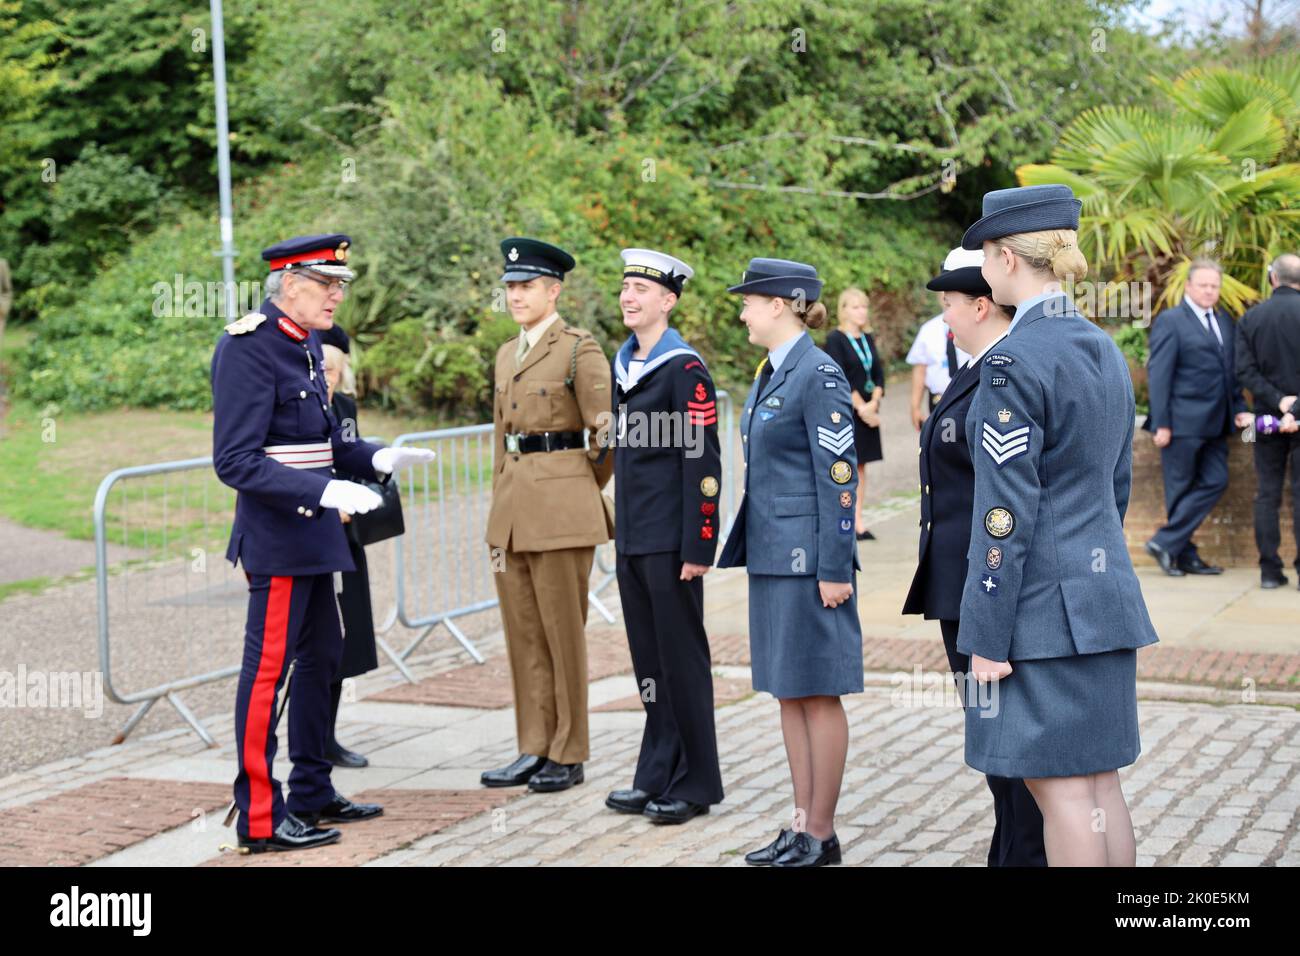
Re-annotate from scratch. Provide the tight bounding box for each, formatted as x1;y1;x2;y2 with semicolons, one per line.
212;233;433;852
603;248;724;825
482;238;614;793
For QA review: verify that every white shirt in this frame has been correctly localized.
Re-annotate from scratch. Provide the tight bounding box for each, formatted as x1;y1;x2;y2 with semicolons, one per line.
966;330;1010;369
906;314;970;395
626;358;647;388
1182;295;1223;346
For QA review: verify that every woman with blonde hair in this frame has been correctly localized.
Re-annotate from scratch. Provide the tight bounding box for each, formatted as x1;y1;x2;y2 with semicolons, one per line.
823;288;885;539
956;184;1159;866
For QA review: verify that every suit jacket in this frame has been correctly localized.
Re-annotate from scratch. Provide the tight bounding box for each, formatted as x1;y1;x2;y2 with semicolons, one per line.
717;333;861;581
211;299;383;577
902;358;979;620
1234;285;1300;414
1144;300;1247;437
611;327;722;565
956;295;1160;662
485;316;614;553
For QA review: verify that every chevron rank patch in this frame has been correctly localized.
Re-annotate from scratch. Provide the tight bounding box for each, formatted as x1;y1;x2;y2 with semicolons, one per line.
981;420;1031;467
817;423;854;455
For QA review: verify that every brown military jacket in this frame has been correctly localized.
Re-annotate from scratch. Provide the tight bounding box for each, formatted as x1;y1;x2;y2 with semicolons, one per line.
485;316;615;552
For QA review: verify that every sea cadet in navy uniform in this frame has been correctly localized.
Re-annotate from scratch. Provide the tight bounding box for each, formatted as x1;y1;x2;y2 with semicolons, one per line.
603;248;724;825
211;234;434;852
717;258;863;868
957;186;1159;866
901;246;1046;867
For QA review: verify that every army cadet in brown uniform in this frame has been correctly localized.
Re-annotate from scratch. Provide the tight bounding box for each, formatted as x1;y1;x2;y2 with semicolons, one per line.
481;237;615;793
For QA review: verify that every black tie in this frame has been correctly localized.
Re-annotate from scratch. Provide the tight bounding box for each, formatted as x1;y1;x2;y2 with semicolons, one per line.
757;359;774;394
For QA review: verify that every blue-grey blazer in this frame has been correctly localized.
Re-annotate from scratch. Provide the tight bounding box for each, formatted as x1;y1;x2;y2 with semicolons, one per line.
718;333;860;581
956;295;1160;662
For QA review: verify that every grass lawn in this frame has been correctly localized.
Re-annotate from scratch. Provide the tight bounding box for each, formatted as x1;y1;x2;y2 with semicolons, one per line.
0;385;488;548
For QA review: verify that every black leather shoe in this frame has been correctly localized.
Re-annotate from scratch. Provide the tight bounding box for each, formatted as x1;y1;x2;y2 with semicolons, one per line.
856;529;875;541
295;793;383;826
1261;572;1289;589
238;814;341;853
325;742;369;768
527;760;584;792
643;797;709;825
772;831;842;867
745;828;797;866
1145;540;1185;576
1178;554;1223;574
481;753;547;788
606;788;655;814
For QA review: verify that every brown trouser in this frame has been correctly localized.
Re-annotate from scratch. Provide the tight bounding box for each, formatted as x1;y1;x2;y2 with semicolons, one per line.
492;545;594;764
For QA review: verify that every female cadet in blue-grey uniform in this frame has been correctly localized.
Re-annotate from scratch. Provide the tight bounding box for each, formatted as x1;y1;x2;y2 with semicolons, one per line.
901;245;1046;867
717;258;863;868
604;248;725;826
956;186;1159;866
211;234;434;852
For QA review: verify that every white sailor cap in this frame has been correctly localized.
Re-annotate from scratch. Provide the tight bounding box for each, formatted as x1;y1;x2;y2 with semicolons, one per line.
940;246;985;272
620;248;694;295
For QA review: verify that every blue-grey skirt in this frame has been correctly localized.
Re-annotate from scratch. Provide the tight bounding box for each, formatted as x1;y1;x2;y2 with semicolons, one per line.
963;647;1140;778
748;574;864;699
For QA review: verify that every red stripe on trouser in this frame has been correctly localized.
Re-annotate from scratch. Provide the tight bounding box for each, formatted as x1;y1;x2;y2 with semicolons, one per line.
243;576;293;838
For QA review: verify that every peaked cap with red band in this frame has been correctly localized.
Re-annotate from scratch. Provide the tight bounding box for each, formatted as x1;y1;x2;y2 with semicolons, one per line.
262;233;356;281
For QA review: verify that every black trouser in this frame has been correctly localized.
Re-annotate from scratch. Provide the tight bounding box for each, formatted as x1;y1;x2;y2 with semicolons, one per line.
940;619;1046;867
1152;435;1229;561
615;551;724;806
1253;432;1300;577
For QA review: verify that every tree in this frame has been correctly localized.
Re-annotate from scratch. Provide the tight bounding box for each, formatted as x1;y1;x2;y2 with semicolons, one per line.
1020;58;1300;314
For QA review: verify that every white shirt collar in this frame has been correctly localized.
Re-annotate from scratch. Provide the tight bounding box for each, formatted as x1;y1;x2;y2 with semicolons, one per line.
1182;296;1215;320
968;328;1011;367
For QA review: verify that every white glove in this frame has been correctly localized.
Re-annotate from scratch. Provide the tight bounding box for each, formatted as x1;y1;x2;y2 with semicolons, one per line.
372;446;436;475
320;479;384;515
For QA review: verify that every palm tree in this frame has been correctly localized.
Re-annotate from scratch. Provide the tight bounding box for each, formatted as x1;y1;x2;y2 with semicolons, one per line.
1019;57;1300;316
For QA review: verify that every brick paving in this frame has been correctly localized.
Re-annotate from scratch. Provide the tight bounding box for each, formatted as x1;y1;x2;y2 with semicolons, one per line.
0;778;229;866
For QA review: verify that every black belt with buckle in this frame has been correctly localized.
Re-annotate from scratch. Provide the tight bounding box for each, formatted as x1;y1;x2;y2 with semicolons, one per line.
504;430;585;454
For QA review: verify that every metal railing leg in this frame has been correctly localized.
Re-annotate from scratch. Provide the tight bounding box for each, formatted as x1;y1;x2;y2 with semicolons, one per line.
165;691;217;747
588;590;617;624
113;697;158;744
375;634;419;684
443;619;485;664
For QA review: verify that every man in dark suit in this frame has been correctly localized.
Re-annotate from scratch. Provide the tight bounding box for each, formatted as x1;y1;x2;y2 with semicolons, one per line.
1144;259;1254;575
1235;253;1300;589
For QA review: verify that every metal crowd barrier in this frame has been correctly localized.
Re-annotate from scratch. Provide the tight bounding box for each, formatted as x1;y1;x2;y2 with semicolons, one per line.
92;390;742;739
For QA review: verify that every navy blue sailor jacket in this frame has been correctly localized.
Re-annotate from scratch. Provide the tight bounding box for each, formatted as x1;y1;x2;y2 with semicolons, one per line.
717;332;861;581
611;326;723;566
956;294;1160;662
210;299;385;577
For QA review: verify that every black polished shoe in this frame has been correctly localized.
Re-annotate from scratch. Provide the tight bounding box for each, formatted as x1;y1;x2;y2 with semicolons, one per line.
1178;553;1223;575
606;788;655;814
527;760;584;793
744;828;797;866
237;814;341;853
325;742;369;769
481;753;547;788
1261;572;1289;589
294;793;383;826
772;831;842;867
1145;540;1185;576
856;529;876;541
643;797;709;825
